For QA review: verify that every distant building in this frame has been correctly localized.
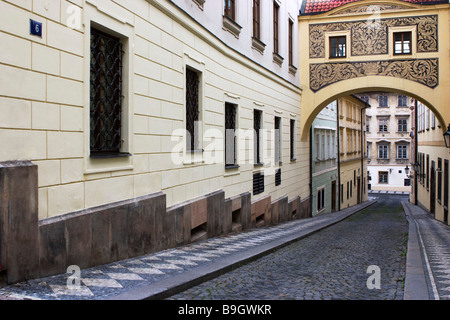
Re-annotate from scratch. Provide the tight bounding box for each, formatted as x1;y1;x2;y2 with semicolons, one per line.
311;101;338;216
360;92;413;192
338;95;369;208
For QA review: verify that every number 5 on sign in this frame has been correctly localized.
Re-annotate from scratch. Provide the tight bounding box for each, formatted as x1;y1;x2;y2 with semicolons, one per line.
366;265;381;290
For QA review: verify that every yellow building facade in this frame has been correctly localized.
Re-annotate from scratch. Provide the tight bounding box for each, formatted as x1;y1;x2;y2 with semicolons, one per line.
0;0;312;284
338;95;368;209
299;0;450;225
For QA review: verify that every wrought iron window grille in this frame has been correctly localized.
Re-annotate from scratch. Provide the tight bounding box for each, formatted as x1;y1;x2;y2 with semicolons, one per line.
254;109;262;165
253;172;265;195
225;103;238;168
90;28;125;157
186;68;201;152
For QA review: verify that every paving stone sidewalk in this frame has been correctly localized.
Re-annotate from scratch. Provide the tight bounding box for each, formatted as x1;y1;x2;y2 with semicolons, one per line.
0;201;375;300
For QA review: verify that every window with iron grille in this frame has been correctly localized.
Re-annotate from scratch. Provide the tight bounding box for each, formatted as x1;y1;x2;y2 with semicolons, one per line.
274;116;281;165
186;68;200;152
290;119;295;161
90;28;124;156
253;172;264;195
254;109;262;165
253;0;260;39
224;0;235;21
275;168;281;186
225;103;237;168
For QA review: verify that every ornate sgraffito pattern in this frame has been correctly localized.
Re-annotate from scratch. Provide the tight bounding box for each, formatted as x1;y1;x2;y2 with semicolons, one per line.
309;59;439;92
330;4;411;15
309;15;438;58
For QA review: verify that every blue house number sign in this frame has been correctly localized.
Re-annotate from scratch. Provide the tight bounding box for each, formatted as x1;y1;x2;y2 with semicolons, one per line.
30;19;42;37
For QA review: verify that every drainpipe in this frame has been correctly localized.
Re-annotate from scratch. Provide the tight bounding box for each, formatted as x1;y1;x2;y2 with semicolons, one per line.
309;125;313;216
361;104;369;203
414;99;418;205
336;99;341;211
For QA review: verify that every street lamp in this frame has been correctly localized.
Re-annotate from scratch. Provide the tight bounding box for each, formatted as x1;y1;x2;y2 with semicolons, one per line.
405;165;410;175
444;125;450;148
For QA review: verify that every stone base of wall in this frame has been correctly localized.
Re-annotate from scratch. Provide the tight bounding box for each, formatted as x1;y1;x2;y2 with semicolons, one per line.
0;161;312;286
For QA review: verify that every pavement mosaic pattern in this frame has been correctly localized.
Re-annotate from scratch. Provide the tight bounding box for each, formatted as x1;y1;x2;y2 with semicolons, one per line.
0;211;349;300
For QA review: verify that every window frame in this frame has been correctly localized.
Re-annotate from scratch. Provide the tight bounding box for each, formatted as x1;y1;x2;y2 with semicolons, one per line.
83;7;134;175
273;1;280;55
397;144;408;159
378;171;389;184
225;102;238;169
393;31;412;55
329;36;346;59
224;0;236;21
252;0;261;40
378;144;389;159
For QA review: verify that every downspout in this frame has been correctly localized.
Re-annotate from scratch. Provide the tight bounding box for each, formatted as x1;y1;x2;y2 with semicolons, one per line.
309;125;313;216
414;99;418;205
336;99;341;212
361;104;369;203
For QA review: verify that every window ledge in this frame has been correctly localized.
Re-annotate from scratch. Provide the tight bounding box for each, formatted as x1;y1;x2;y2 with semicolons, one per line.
90;152;132;159
223;15;242;39
289;64;297;75
251;37;266;54
273;52;284;67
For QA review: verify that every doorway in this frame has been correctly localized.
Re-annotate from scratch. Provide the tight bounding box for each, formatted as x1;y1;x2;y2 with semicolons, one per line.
444;160;449;224
357;177;361;204
430;161;435;216
331;181;336;212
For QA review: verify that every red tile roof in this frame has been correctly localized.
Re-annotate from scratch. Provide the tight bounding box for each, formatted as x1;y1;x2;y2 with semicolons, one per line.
301;0;448;15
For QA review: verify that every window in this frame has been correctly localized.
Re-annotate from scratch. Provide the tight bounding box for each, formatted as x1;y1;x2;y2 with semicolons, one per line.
290;119;295;161
329;36;346;58
186;68;201;152
438;158;442;203
254;109;262;165
253;172;264;195
426;154;430;189
378;95;388;107
397;145;408;159
378;118;389;132
288;19;294;66
274;116;281;165
273;1;279;54
426;108;430;130
275;168;281;186
224;0;236;20
394;31;412;55
404;179;411;186
317;188;325;212
398;119;408;132
252;0;260;39
90;28;124;156
225;103;237;168
379;171;389;184
347;181;349;199
378;144;389;159
398;95;408;107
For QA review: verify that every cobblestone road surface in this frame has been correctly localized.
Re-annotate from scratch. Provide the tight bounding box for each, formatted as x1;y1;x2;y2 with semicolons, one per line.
168;194;409;300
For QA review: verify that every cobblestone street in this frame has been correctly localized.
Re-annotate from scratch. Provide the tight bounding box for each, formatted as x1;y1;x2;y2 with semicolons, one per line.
168;194;409;300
